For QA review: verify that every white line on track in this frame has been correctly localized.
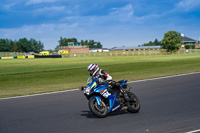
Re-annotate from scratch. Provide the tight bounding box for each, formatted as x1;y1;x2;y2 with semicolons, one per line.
185;129;200;133
0;89;79;101
0;72;200;101
128;72;200;83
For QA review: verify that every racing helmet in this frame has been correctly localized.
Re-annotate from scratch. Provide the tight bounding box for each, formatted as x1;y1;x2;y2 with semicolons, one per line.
88;63;99;76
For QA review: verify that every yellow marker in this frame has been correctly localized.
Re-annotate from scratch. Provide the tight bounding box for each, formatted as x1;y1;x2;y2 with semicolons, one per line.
1;57;13;60
17;55;25;59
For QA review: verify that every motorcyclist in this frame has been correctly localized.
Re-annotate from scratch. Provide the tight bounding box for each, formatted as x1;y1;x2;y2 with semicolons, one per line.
87;63;132;102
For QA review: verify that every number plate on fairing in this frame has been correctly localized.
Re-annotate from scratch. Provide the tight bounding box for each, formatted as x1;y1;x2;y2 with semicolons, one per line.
100;89;111;98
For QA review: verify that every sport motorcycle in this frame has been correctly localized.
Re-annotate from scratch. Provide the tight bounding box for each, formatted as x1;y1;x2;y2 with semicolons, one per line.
80;77;140;118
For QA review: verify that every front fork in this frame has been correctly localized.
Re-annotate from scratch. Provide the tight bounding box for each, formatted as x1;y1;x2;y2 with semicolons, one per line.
91;96;101;106
90;96;107;113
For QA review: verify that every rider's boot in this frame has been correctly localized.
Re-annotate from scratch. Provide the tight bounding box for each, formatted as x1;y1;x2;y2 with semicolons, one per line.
121;89;134;102
113;82;134;102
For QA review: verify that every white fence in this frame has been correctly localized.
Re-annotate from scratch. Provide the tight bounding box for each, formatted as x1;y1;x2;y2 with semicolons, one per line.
0;52;31;57
1;49;200;58
62;49;200;58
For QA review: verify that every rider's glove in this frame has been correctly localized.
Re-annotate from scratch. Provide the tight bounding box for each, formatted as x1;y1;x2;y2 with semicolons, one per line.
105;80;112;85
80;86;84;91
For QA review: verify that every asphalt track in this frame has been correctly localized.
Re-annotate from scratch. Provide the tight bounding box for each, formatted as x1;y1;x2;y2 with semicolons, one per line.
0;73;200;133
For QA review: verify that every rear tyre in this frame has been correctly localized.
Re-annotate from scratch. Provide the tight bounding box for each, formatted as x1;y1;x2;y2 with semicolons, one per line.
127;92;140;113
89;97;108;118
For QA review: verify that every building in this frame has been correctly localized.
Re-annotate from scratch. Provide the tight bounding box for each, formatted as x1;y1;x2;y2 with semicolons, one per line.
58;42;89;54
89;48;109;52
181;34;199;49
111;46;161;51
181;34;196;45
39;51;49;55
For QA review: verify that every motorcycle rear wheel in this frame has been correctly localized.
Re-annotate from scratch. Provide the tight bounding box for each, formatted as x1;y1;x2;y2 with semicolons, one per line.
89;97;108;118
127;92;140;113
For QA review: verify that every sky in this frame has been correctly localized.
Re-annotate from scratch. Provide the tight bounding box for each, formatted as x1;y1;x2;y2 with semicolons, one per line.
0;0;200;50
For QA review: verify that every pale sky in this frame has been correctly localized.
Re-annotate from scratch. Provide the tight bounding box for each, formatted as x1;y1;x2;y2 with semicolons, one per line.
1;0;200;49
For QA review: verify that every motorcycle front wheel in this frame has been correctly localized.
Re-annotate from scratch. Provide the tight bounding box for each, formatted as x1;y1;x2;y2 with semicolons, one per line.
127;92;140;113
89;97;108;118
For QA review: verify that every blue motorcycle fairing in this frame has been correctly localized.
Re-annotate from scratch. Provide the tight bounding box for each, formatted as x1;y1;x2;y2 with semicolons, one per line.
121;80;127;86
91;85;121;113
108;93;120;112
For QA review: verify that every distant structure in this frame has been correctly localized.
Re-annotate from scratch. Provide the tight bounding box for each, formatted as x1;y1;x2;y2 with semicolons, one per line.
181;34;196;45
89;48;109;52
111;34;199;51
181;34;199;49
110;46;161;51
58;42;89;54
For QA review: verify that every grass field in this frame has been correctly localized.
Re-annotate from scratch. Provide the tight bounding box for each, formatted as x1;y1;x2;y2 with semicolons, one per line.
0;54;200;98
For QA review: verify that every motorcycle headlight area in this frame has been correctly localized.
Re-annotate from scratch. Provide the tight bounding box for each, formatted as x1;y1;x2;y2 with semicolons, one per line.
84;86;91;95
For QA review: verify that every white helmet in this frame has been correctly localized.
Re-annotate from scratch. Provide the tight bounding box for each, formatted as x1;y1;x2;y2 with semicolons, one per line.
87;64;99;76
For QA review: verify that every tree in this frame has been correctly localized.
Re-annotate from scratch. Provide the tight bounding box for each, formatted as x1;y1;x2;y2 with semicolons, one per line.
59;37;78;46
161;31;182;53
10;41;18;52
154;39;160;46
185;44;195;49
54;45;60;51
58;37;103;48
142;38;161;46
0;38;44;52
29;39;44;53
81;40;102;48
96;42;102;48
0;39;11;52
80;40;89;46
17;38;31;52
80;40;85;46
88;40;96;48
33;40;44;53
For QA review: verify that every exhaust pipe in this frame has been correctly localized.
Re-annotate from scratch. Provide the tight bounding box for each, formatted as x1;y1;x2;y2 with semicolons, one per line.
120;106;128;111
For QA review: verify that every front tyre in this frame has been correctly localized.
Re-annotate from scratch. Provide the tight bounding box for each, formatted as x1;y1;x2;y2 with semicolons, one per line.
89;97;108;118
127;92;140;113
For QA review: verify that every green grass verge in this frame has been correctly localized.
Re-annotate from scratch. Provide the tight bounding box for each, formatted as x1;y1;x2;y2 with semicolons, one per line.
0;54;200;98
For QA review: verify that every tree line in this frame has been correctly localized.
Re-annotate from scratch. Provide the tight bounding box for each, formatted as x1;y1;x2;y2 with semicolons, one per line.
142;39;161;46
0;31;193;54
58;37;102;48
0;37;103;53
0;38;44;53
